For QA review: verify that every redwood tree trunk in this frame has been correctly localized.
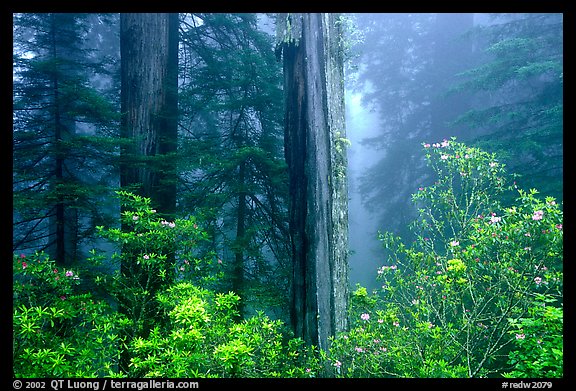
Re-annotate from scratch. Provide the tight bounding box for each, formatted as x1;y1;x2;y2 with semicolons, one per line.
118;12;178;373
278;13;349;352
120;13;178;217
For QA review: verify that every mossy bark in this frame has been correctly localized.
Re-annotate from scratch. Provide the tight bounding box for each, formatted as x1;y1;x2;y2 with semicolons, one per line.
278;13;349;353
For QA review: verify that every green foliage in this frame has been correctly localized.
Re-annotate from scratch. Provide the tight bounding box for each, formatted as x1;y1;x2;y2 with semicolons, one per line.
12;12;564;379
326;139;562;378
90;191;221;343
13;191;319;378
13;141;563;379
13;13;119;258
178;13;291;319
127;282;319;378
504;294;563;378
453;14;563;203
13;252;124;377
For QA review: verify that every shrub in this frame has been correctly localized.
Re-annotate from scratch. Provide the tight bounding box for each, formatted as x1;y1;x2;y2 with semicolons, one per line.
504;294;563;378
327;139;563;378
87;190;320;378
89;191;222;368
13;252;124;377
127;282;320;378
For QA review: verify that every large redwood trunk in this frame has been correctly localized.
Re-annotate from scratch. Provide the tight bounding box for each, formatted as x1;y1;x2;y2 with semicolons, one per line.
120;13;178;217
278;13;349;353
118;12;178;373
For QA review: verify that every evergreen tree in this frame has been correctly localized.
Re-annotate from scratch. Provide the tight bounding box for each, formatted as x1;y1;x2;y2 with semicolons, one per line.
350;13;562;240
351;13;476;239
177;13;290;319
13;13;118;266
452;13;563;203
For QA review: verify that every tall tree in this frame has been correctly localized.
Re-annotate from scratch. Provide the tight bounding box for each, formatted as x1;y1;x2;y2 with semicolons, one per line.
277;13;349;352
452;13;563;203
13;13;117;265
178;13;290;319
120;13;179;217
351;13;476;239
351;13;562;242
118;13;179;372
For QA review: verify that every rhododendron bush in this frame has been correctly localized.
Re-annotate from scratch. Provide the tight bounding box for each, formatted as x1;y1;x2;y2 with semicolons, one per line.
13;140;562;378
327;139;563;378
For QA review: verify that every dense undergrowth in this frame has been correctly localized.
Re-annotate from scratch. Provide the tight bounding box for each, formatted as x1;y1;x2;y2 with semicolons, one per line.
13;140;562;378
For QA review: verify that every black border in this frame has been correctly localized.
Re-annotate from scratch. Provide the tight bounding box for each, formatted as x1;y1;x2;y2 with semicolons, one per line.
5;0;574;388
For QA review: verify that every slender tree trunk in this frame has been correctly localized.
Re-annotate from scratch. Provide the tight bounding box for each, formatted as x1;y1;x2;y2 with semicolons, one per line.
51;16;66;266
233;160;247;318
278;13;349;353
48;13;77;267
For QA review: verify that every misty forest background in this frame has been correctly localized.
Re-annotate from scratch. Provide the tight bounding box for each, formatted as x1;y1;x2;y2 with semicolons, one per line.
13;13;563;378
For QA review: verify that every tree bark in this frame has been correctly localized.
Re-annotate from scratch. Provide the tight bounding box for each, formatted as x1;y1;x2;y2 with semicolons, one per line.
120;13;178;218
233;160;247;318
118;12;178;373
278;13;349;352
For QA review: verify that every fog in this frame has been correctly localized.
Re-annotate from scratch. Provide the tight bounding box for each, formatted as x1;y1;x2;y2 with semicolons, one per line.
346;90;384;292
13;11;563;304
343;13;563;292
